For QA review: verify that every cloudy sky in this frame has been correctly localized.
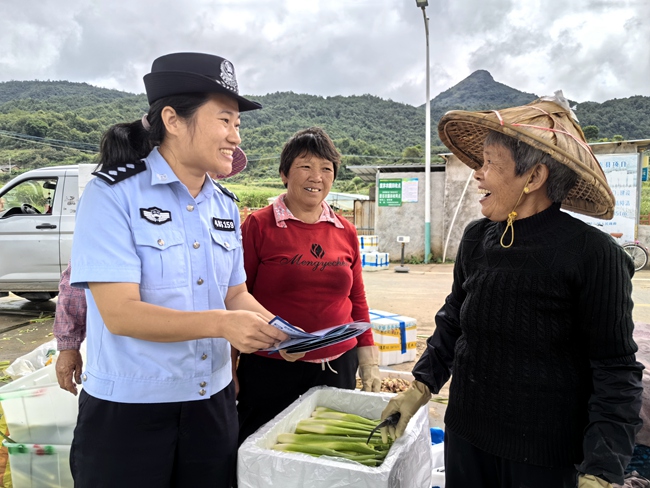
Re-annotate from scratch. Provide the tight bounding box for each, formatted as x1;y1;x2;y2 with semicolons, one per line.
1;0;648;106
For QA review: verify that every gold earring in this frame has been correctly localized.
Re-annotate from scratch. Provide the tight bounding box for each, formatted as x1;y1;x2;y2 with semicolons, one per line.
523;187;530;194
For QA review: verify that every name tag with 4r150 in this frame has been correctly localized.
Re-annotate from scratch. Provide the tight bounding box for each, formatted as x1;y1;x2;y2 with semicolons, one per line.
213;218;235;231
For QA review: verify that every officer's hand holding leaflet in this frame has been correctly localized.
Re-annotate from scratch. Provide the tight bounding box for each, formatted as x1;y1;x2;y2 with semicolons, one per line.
218;310;289;353
221;282;289;352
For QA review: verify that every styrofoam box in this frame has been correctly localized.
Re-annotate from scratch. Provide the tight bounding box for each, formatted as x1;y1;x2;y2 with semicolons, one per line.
0;364;79;444
3;442;73;488
238;386;432;488
370;310;417;366
358;235;378;253
362;252;389;271
431;466;445;488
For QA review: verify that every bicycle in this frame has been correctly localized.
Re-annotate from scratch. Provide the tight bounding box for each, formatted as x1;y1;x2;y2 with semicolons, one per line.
610;233;649;271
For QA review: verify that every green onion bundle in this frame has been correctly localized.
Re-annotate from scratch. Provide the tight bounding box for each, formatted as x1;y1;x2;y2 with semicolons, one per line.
272;407;393;467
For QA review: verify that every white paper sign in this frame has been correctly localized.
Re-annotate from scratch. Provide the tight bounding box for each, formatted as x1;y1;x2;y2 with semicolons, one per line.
401;178;419;203
566;153;639;243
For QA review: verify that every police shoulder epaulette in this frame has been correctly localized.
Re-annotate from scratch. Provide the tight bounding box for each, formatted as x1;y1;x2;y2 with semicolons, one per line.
214;181;240;202
93;162;147;185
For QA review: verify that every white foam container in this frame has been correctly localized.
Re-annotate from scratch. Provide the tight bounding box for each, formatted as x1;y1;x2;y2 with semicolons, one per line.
0;364;79;444
370;310;417;365
3;441;73;488
238;386;432;488
362;252;389;271
358;235;378;253
430;443;445;487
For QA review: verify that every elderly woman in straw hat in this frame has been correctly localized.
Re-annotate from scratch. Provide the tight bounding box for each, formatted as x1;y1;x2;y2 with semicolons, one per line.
381;93;644;488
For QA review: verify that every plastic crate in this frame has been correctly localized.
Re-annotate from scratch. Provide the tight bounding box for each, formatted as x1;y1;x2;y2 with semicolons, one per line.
0;364;79;444
3;441;73;488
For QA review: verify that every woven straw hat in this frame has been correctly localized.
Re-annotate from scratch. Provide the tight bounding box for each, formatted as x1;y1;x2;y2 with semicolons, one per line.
438;96;615;219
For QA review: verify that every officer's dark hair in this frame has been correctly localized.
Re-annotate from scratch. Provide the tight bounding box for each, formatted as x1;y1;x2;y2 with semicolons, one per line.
279;127;341;184
97;93;210;171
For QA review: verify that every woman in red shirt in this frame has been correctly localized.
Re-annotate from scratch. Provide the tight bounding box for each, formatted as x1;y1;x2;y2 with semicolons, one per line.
235;127;380;445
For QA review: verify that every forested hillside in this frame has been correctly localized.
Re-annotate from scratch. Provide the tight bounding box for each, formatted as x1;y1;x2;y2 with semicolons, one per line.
1;73;649;187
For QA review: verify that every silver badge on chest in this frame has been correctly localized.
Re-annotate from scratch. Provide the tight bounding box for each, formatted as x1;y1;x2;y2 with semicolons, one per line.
140;207;172;225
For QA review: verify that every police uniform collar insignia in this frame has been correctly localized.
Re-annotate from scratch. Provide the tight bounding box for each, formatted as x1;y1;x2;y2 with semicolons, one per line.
93;162;146;185
140;207;172;225
214;182;239;202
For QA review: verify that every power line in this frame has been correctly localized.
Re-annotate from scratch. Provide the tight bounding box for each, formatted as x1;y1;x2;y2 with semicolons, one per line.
0;130;98;153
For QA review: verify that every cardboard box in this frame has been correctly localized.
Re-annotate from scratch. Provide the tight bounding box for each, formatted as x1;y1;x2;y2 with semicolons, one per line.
3;441;73;488
0;364;79;445
369;310;417;366
238;386;432;488
362;252;389;271
358;235;378;253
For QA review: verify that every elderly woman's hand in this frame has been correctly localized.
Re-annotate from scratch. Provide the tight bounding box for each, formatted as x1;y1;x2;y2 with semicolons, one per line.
380;380;431;439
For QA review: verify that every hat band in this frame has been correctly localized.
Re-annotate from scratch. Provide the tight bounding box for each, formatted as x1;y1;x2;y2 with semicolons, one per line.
492;107;596;159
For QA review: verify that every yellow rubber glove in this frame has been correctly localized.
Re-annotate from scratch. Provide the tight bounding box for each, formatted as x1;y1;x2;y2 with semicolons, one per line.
380;380;431;439
357;346;381;392
578;474;613;488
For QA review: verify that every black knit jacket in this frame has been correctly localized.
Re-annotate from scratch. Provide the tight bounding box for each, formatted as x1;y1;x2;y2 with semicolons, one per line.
413;203;644;484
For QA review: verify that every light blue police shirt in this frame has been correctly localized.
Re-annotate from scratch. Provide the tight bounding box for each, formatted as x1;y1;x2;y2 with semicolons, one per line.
70;147;246;403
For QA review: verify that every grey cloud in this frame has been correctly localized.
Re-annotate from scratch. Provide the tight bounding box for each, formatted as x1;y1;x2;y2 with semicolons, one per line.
0;0;648;106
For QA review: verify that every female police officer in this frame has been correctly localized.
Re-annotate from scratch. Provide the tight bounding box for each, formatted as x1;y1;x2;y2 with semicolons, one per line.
69;52;287;488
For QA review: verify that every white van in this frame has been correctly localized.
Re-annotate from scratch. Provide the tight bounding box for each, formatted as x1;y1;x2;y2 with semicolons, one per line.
0;165;82;301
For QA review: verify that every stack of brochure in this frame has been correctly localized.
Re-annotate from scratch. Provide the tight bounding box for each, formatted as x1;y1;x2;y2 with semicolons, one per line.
264;316;371;354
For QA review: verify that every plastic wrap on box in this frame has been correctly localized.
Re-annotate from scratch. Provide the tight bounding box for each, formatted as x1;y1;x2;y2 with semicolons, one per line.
0;364;79;444
362;252;389;272
3;441;73;488
358;235;378;253
238;386;431;488
370;310;417;366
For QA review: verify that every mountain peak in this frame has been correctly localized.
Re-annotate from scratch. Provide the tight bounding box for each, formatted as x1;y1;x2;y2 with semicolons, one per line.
466;69;494;82
431;70;537;110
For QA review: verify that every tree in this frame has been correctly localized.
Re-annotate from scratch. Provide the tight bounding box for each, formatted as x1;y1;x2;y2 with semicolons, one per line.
583;125;599;141
402;145;423;159
23;118;49;138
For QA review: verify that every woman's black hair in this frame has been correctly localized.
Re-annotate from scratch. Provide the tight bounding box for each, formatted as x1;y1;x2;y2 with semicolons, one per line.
97;93;210;171
279;127;341;181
